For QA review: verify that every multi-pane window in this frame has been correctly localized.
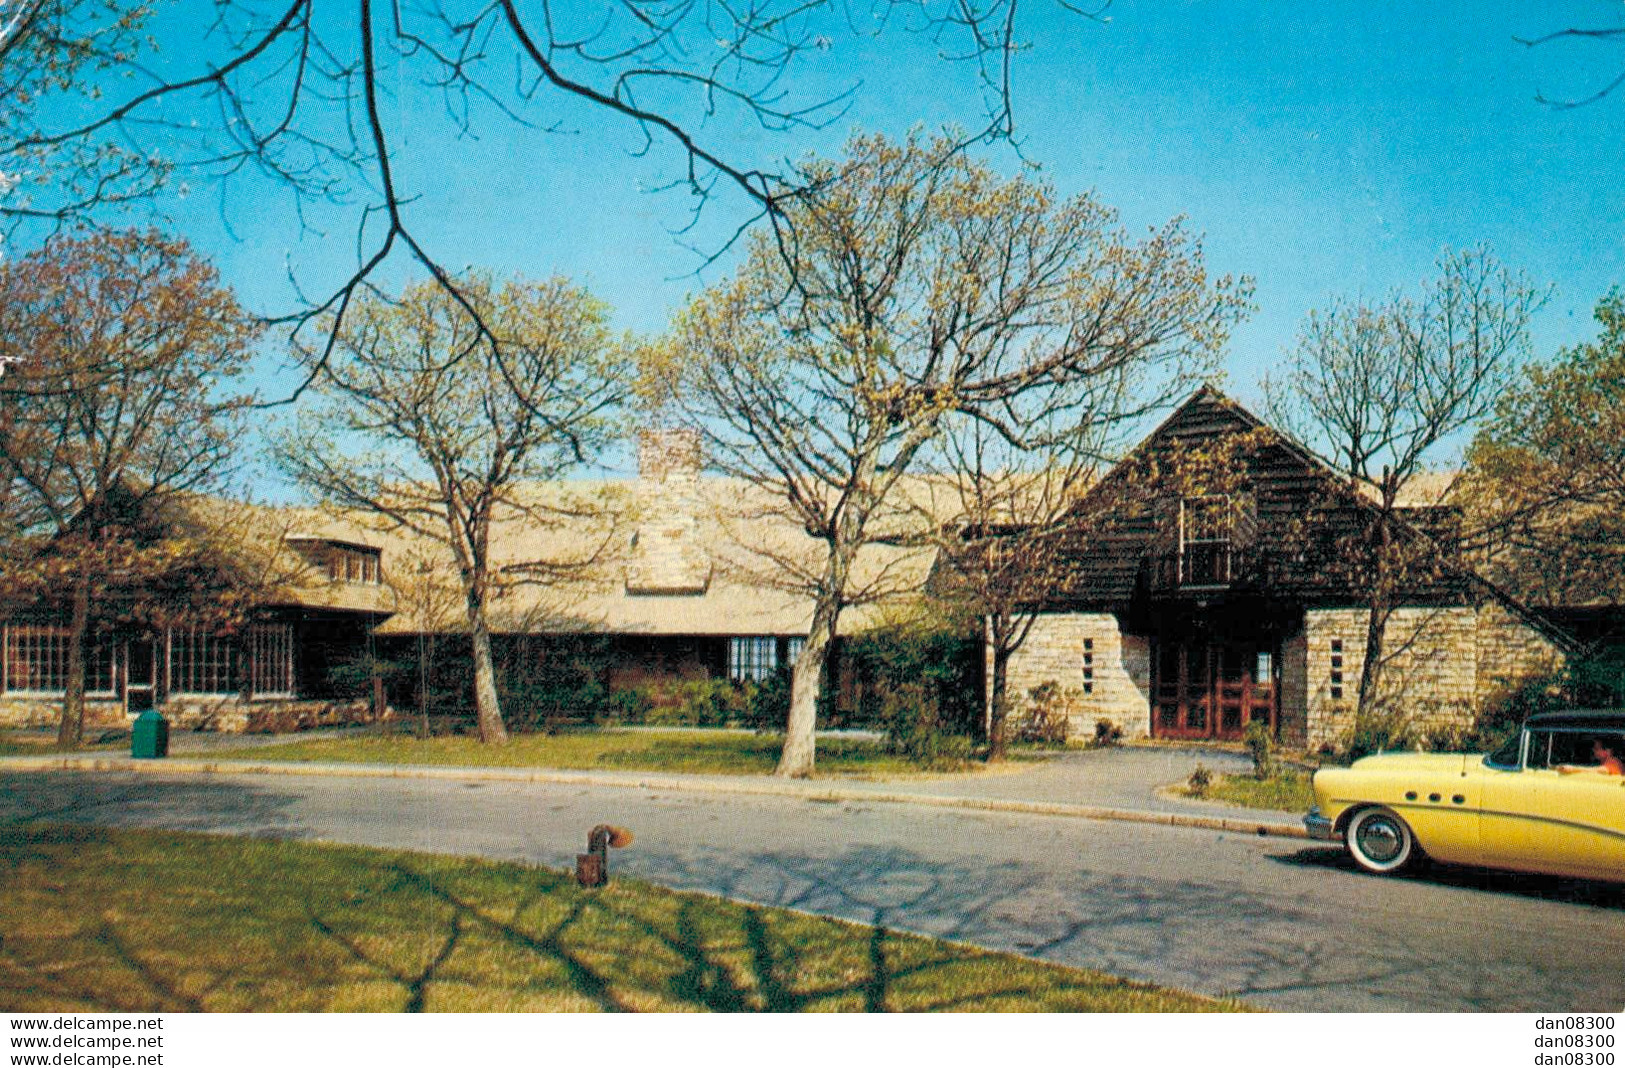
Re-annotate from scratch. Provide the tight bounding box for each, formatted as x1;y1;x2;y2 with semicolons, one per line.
1082;638;1095;695
1179;496;1233;586
2;625;115;695
727;637;778;683
1329;639;1345;701
327;545;381;584
248;623;294;697
169;627;238;695
785;638;806;667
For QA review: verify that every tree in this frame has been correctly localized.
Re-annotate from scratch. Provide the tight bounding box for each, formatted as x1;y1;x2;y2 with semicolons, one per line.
0;228;260;746
1264;247;1545;724
4;0;1115;398
276;274;632;744
1;0;168;240
659;131;1249;777
1464;288;1625;605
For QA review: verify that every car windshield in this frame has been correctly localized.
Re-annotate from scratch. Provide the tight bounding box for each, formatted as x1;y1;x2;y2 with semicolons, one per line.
1484;730;1523;770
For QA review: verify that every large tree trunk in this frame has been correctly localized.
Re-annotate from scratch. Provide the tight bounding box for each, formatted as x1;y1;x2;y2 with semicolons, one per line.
466;598;508;745
776;595;840;778
57;579;90;749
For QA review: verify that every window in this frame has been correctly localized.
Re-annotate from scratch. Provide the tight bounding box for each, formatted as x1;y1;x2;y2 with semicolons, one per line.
2;625;115;695
727;637;778;683
327;545;382;584
1483;730;1524;770
248;623;294;697
1255;651;1272;683
1179;496;1233;586
1329;639;1344;700
1082;638;1094;695
785;637;806;667
169;627;238;695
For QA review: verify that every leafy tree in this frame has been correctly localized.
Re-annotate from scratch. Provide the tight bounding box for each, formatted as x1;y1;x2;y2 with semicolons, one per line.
1;0;168;240
658;131;1249;777
1465;288;1625;605
0;228;260;746
1264;247;1546;724
276;274;632;744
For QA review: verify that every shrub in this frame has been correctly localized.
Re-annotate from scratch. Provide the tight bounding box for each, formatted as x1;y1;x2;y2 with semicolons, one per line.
643;679;751;727
876;680;974;769
1010;681;1075;747
1243;720;1276;780
842;618;982;736
1092;718;1122;747
1187;763;1212;797
744;667;792;732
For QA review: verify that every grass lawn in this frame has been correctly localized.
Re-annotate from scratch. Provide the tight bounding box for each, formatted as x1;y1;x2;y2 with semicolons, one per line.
0;826;1243;1012
1185;771;1315;812
206;730;961;778
0;732;121;757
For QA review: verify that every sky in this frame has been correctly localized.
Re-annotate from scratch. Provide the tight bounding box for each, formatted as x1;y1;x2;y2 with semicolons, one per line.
44;0;1625;492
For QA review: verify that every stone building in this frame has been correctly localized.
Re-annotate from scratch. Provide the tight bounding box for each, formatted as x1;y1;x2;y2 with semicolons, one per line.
1000;387;1575;750
0;431;933;732
0;494;393;733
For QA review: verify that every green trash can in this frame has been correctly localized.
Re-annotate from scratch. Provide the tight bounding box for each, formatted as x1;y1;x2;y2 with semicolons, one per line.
131;709;169;759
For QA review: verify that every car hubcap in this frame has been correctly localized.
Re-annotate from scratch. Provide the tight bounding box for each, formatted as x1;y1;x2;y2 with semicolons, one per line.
1357;818;1402;863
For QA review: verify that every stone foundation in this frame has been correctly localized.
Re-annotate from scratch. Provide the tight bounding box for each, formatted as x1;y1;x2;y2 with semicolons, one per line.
0;695;387;733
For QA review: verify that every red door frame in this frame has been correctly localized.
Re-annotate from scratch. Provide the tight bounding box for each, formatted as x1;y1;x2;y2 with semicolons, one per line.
1151;636;1278;741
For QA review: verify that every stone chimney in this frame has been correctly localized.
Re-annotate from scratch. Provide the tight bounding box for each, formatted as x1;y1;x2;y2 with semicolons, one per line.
625;429;710;595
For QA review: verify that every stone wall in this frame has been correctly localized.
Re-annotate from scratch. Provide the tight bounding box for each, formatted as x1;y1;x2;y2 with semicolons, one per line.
1277;633;1309;749
0;697;125;730
0;695;386;733
1297;604;1562;750
1000;613;1151;740
1475;601;1565;705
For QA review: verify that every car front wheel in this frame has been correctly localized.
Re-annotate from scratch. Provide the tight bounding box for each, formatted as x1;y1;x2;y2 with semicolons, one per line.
1345;806;1416;875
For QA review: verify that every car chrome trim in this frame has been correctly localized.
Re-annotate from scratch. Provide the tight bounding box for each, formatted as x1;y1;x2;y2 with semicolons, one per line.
1303;808;1336;841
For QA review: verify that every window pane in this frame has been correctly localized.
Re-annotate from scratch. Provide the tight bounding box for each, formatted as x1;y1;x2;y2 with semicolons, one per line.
727;637;778;683
249;623;294;696
170;628;238;694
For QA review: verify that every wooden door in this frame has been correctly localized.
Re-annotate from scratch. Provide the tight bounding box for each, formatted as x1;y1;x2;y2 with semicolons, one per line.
1152;638;1277;741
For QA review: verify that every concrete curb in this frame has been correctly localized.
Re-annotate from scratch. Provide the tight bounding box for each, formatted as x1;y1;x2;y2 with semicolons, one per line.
0;755;1311;840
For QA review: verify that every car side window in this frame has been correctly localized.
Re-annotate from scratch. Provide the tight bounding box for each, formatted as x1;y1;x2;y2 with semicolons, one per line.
1484;730;1524;770
1525;730;1557;770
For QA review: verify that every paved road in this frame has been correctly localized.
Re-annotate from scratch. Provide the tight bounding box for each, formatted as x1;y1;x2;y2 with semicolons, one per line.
5;768;1622;1012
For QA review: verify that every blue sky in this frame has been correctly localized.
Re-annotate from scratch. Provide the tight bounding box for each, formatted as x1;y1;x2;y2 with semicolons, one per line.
117;0;1625;487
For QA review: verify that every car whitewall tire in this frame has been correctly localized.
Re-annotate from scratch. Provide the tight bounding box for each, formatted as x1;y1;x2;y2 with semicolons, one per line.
1345;806;1416;875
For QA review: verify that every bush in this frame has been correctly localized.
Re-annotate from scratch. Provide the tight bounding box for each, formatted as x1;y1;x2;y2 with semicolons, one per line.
744;667;792;732
842;619;982;736
643;679;751;727
1092;718;1122;748
1010;681;1075;747
1187;763;1212;797
874;679;974;769
1243;720;1276;780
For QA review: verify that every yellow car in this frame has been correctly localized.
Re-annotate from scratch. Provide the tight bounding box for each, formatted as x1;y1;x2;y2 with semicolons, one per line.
1305;710;1625;881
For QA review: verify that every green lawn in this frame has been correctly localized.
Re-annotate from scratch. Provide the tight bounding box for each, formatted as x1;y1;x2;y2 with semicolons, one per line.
0;826;1243;1012
1187;771;1315;812
0;733;121;757
206;730;957;778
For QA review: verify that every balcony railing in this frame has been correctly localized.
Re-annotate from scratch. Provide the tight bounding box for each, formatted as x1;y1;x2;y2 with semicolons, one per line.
1151;547;1271;594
